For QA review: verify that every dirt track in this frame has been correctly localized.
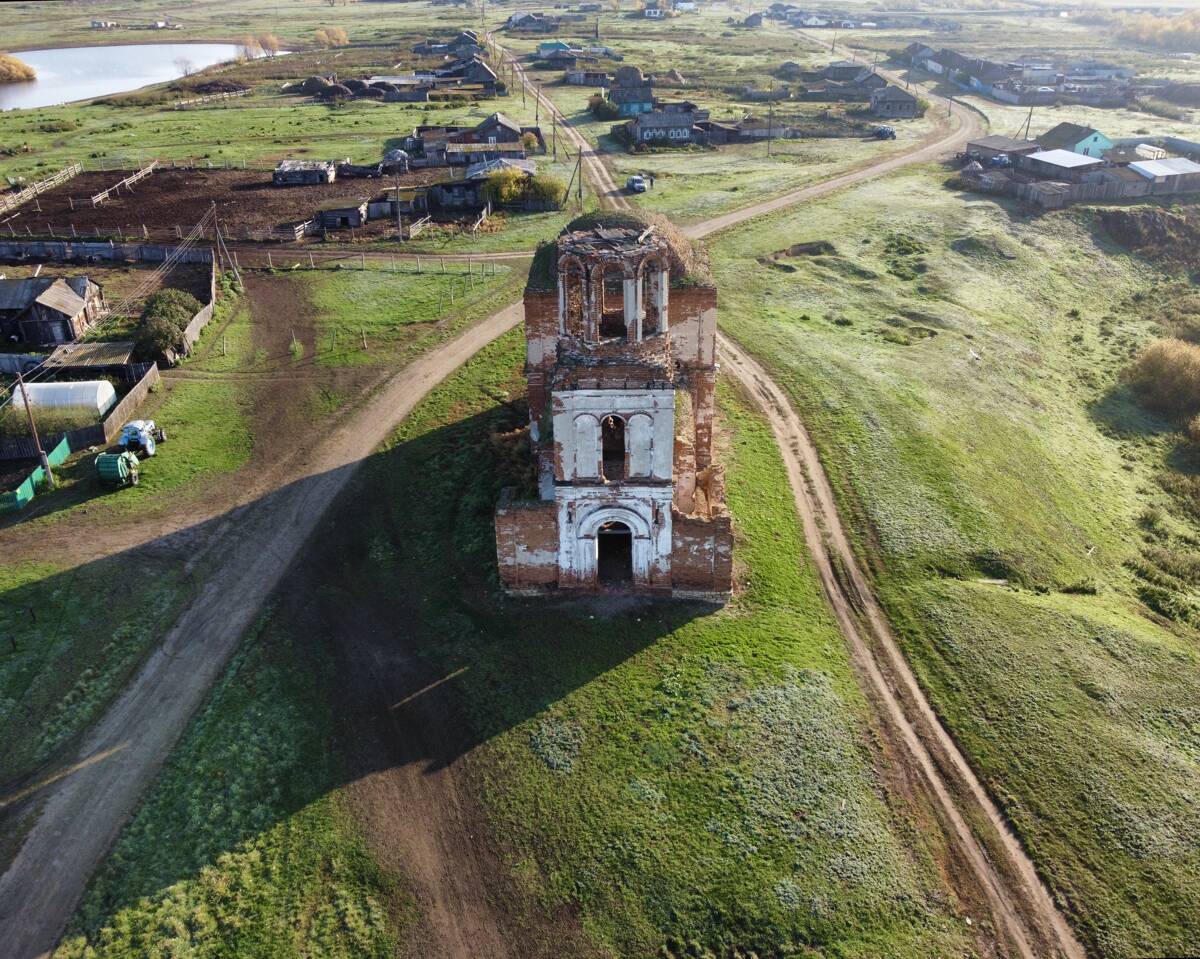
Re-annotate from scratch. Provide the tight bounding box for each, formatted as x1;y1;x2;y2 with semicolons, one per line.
0;34;1076;959
0;303;523;959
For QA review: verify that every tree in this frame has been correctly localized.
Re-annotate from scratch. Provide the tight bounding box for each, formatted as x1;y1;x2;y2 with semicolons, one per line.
173;57;195;77
258;34;280;57
315;27;349;47
236;35;263;60
483;168;529;205
135;314;184;358
0;54;36;84
521;131;540;151
527;173;566;206
588;94;620;120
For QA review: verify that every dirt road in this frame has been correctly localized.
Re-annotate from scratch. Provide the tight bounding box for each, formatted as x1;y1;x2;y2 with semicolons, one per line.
0;304;523;959
1;38;1007;959
718;336;1084;959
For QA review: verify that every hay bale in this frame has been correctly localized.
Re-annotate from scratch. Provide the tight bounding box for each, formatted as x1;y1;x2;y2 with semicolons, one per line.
321;83;352;100
301;75;331;95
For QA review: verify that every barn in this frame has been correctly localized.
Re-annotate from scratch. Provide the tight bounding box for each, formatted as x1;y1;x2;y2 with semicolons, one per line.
316;199;370;229
273;159;338;186
0;276;106;346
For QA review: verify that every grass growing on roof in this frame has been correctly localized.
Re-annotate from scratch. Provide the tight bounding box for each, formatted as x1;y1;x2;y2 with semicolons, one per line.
708;164;1200;957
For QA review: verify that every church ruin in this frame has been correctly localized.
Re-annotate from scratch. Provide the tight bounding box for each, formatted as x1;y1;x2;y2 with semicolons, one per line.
495;213;733;598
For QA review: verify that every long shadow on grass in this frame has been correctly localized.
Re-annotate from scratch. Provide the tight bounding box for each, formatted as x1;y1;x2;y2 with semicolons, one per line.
0;393;714;947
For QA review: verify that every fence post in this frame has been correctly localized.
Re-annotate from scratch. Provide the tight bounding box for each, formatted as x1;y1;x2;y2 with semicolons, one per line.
309;252;315;269
267;251;273;269
441;257;445;274
416;255;421;274
361;253;366;271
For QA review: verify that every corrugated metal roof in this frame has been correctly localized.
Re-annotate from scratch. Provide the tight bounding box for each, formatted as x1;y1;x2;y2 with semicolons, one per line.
1130;157;1200;179
46;340;133;368
0;276;91;314
465;158;536;180
1027;149;1102;169
35;278;87;317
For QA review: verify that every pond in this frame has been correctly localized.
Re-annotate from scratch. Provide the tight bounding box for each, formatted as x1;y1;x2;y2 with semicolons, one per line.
0;43;271;111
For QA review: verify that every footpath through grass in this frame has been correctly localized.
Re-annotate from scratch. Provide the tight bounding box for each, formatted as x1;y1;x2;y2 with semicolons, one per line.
61;328;976;957
709;166;1200;957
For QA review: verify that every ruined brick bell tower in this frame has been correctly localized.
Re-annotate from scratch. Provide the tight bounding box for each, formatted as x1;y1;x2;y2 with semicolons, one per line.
495;214;733;598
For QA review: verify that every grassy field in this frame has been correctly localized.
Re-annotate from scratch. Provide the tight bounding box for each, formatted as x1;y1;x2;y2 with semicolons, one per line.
708;166;1200;957
57;610;409;959
60;328;979;957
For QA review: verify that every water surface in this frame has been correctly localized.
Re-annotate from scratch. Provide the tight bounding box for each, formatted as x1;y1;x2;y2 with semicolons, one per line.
1;43;264;111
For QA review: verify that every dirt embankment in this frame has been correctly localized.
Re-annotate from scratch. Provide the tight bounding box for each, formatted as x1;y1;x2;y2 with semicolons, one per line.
1100;205;1200;268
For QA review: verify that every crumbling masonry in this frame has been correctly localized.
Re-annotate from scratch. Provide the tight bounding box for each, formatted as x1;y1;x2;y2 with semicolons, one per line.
495;218;733;598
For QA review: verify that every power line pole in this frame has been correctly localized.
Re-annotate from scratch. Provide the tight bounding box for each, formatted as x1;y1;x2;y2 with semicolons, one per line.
767;89;773;156
395;169;404;240
16;369;54;489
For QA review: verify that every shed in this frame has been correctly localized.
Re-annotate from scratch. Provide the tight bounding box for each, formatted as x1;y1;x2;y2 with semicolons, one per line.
1018;149;1103;182
1129;157;1200;194
273;159;337;186
10;380;117;416
317;200;370;228
966;135;1039;160
45;340;135;371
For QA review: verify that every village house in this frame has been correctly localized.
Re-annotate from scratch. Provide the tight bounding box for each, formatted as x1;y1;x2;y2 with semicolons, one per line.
412;30;482;58
608;66;655;116
495;216;733;597
870;85;919;118
1038;122;1113;157
0;277;106;346
566;68;612;87
626;102;709;144
272;159;337;186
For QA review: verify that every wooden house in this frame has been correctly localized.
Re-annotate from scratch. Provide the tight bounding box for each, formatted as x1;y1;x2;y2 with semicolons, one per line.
0;277;106;346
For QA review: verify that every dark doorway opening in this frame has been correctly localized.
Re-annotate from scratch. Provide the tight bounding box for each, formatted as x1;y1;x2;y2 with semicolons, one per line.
597;521;633;584
602;415;625;480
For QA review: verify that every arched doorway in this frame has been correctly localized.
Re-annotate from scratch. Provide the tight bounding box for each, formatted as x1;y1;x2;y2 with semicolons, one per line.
601;415;625;480
596;521;633;584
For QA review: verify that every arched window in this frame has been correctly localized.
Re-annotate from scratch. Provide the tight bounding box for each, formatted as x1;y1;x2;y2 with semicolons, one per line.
601;414;625;480
597;264;627;340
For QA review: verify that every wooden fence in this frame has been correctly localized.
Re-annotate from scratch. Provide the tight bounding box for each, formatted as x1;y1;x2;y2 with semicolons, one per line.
0;363;160;461
0;163;83;216
173;89;249;109
179;258;219;354
91;160;159;207
0;239;214;264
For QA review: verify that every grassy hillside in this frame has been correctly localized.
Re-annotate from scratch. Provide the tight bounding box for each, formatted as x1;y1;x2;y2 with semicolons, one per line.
61;329;977;957
709;167;1200;957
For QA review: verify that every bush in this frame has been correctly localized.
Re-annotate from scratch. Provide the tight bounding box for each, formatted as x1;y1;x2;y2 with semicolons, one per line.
483;168;528;205
134;289;203;357
1124;337;1200;420
526;173;566;205
0;54;36;84
315;27;349;47
521;131;540;152
588;94;621;121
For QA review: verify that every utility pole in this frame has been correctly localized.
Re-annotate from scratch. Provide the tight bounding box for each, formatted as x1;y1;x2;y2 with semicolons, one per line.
16;370;54;489
552;112;558;159
767;89;773;156
395;170;404;240
535;79;542;126
577;150;584;207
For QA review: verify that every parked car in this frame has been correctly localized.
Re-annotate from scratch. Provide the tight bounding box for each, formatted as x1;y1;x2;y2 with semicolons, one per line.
625;174;647;193
874;125;897;140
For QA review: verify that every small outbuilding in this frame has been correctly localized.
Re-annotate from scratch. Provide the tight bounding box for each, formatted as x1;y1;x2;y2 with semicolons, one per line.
317;200;370;229
966;135;1040;160
1018;148;1104;182
10;380;118;417
273;159;337;186
1129;157;1200;194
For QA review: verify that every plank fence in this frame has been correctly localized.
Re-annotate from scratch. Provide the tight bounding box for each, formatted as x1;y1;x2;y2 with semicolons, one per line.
91;160;159;207
173;89;250;109
0;238;214;264
0;163;83;216
407;215;432;238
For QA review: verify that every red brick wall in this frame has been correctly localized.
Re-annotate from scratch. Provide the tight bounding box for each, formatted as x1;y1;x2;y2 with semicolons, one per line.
495;492;559;591
671;511;734;593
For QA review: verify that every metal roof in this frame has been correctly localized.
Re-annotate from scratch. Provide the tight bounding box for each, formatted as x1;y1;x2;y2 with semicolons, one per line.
465;158;536;180
46;340;133;368
1129;157;1200;179
968;135;1038;152
275;159;335;172
35;279;87;317
0;276;91;314
1026;149;1102;169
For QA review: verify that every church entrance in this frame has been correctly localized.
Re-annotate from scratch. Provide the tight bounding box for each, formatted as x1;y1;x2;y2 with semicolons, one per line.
596;521;633;584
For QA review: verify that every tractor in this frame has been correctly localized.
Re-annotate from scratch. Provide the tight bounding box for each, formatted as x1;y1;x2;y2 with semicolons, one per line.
119;419;166;458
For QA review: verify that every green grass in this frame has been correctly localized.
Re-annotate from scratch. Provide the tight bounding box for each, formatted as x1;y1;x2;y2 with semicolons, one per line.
64;328;975;957
0;559;190;785
57;611;410;958
301;262;523;366
708;165;1200;957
